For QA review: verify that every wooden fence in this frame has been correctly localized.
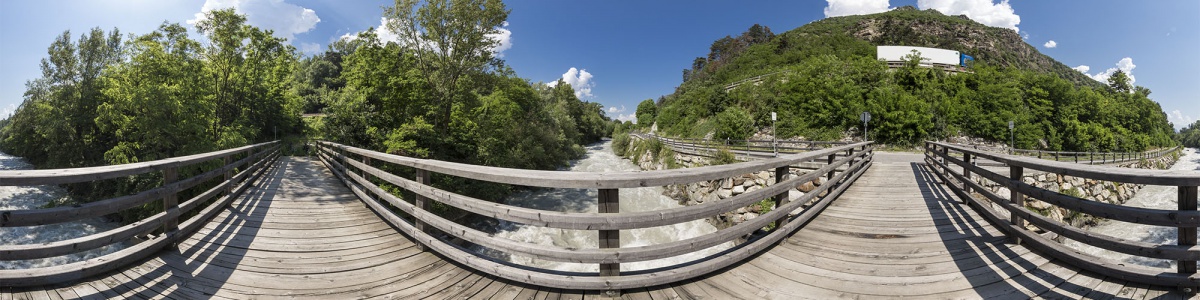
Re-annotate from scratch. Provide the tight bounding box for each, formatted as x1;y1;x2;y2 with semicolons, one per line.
925;141;1200;288
0;142;279;287
316;140;873;291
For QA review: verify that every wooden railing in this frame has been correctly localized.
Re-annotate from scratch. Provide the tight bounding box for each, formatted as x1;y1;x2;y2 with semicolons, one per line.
0;141;279;287
1008;147;1181;165
924;141;1200;288
641;134;854;161
959;143;1180;165
316;140;873;291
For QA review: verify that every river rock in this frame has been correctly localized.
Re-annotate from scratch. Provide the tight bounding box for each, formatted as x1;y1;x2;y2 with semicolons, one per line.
733;177;747;186
1022;177;1037;186
736;207;747;214
756;171;771;181
746;185;762;194
1036;174;1047;182
1048;173;1058;183
743;177;756;187
1091;185;1104;198
732;185;745;195
702;192;719;204
1100;188;1112;200
744;212;759;221
1027;199;1051;210
755;178;766;186
722;179;733;189
717;189;733;199
798;181;816;193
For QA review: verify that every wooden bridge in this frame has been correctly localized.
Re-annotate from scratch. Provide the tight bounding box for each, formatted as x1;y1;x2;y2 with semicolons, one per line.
1;140;1196;299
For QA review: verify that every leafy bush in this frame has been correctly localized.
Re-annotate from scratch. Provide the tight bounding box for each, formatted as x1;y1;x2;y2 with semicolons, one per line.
714;107;753;141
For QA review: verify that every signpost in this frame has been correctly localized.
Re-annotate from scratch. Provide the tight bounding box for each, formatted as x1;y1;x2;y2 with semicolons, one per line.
1008;121;1015;154
771;112;778;157
860;112;871;141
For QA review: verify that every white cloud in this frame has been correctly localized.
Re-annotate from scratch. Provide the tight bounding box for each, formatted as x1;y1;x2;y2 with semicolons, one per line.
1073;65;1090;73
1171;110;1194;127
548;67;595;98
300;42;321;55
824;0;891;18
1082;57;1136;85
0;103;15;120
488;21;513;57
607;105;626;114
188;0;320;41
918;0;1021;32
616;113;637;123
1044;40;1056;48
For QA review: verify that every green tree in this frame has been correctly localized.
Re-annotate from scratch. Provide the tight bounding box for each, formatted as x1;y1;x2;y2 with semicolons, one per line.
1107;70;1131;93
383;0;509;131
97;23;212;164
714;107;753;141
636;99;657;128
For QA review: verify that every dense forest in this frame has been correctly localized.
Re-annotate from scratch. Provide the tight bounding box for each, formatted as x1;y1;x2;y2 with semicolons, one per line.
1181;121;1200;148
0;0;610;211
641;7;1177;152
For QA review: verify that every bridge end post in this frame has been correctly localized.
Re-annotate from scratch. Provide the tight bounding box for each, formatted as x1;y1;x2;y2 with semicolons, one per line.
1179;186;1198;275
415;169;431;252
773;166;790;229
598;188;620;297
1009;166;1025;245
162;166;179;245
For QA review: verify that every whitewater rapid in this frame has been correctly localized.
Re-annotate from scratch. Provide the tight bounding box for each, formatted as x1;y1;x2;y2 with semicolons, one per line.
477;141;732;272
0;152;127;269
1062;148;1200;269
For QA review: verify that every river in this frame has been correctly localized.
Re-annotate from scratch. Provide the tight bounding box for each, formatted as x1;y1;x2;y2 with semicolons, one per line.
1063;147;1200;269
0;152;127;269
475;141;732;272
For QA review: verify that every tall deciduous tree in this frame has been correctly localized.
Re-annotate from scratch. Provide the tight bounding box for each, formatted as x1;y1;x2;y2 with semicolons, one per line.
383;0;509;131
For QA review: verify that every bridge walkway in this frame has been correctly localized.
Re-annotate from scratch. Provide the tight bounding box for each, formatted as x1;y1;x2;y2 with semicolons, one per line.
684;153;1178;299
2;155;1188;299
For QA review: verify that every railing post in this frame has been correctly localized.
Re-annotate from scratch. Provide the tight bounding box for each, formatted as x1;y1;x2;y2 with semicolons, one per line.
1009;166;1025;244
362;157;371;180
598;188;620;297
415;169;432;251
941;147;949;177
773;166;790;229
963;153;972;194
162;166;179;240
826;153;836;181
1180;186;1198;275
224;155;233;195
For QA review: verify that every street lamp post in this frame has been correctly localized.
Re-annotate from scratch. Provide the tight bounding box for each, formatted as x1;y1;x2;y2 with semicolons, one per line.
860;112;872;142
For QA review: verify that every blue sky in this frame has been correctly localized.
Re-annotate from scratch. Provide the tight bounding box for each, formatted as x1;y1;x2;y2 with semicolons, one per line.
1;0;1196;129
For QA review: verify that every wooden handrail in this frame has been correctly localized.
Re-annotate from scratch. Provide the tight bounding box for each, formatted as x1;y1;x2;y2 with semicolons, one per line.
0;141;276;186
0;142;279;287
317;140;874;290
924;141;1200;287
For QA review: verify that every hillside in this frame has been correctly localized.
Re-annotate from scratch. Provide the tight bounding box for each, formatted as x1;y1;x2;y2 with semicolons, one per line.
643;7;1175;152
801;6;1101;88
